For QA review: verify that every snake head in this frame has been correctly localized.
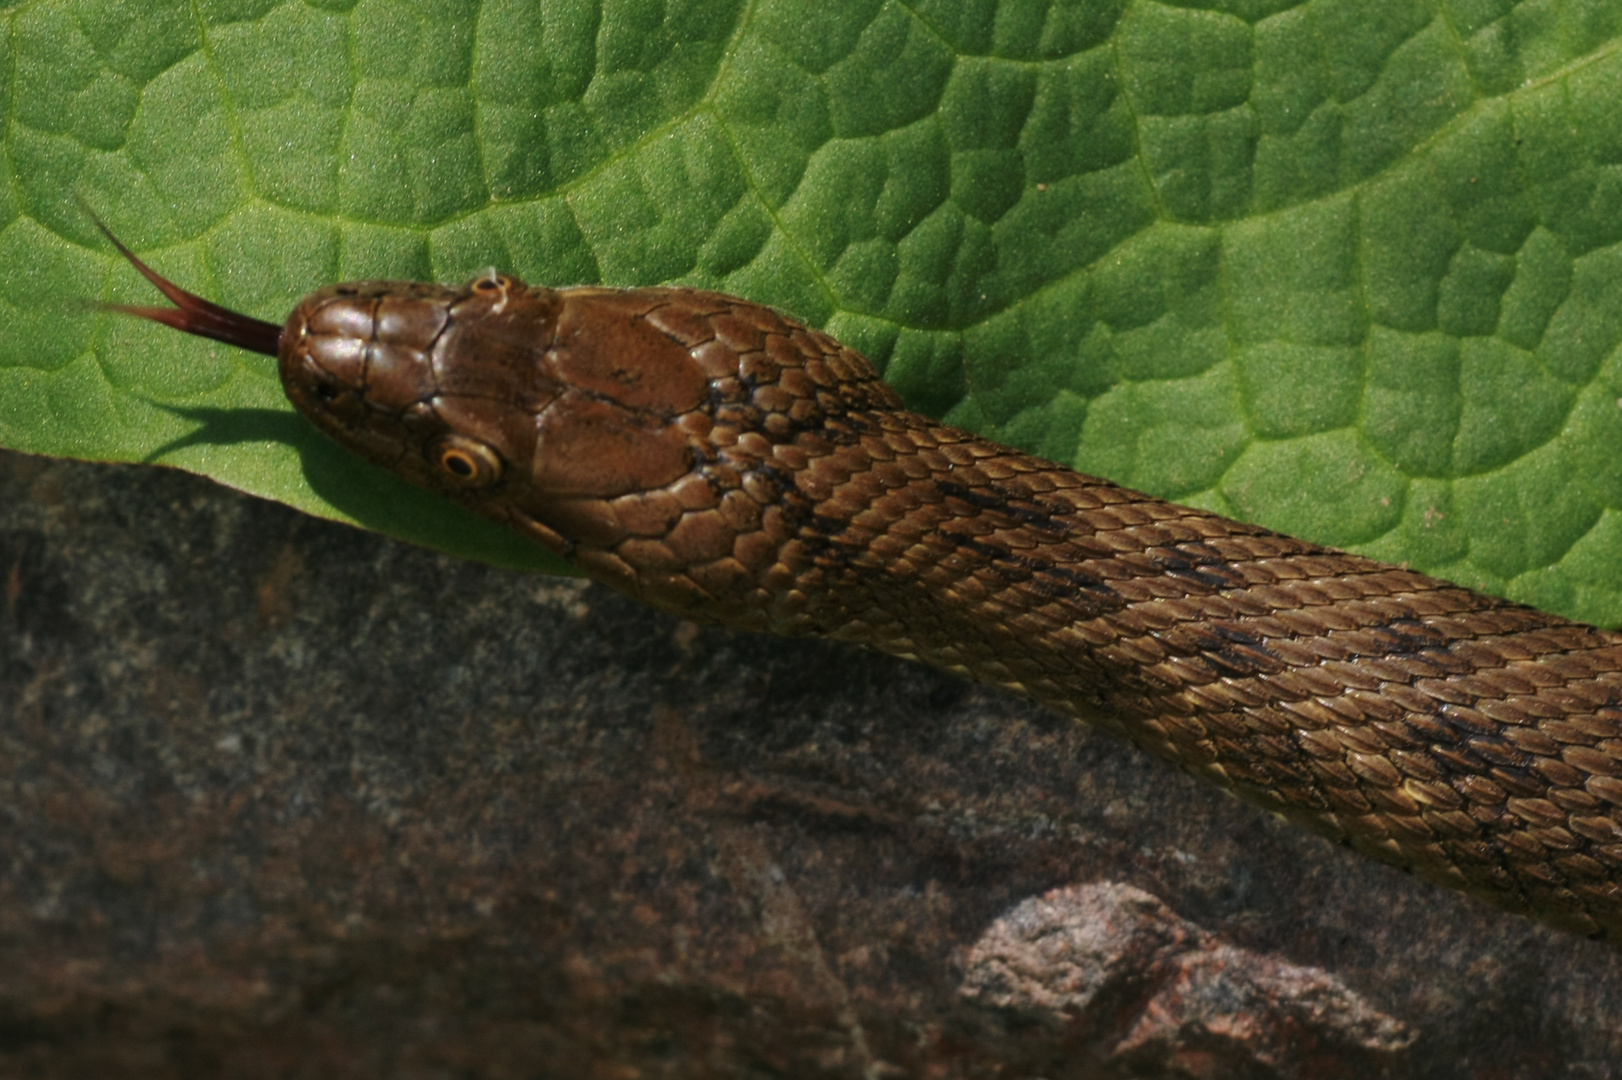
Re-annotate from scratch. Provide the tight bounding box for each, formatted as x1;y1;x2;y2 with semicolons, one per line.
281;278;716;569
282;275;554;500
89;215;889;615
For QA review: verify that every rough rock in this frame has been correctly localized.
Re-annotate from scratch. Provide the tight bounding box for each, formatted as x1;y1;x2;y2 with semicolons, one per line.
961;882;1413;1077
1;448;1620;1078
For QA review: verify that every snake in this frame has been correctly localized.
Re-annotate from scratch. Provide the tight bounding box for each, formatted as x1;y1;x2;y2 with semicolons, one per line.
91;217;1622;942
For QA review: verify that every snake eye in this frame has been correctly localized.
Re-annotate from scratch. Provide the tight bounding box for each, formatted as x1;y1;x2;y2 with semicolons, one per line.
472;273;512;293
430;434;504;488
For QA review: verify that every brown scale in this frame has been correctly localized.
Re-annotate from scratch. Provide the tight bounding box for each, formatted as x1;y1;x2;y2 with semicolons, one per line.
91;215;1622;941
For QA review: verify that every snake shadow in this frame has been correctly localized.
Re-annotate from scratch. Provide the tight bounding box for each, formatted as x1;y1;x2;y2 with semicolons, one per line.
144;404;565;574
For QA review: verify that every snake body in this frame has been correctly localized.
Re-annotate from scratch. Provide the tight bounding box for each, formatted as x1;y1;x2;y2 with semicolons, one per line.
97;233;1622;941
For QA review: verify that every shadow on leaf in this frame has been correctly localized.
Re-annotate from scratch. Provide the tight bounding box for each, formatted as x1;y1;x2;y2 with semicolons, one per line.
146;404;568;576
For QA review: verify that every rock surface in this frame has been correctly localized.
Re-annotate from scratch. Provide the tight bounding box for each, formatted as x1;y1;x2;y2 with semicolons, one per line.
1;447;1620;1078
960;882;1412;1077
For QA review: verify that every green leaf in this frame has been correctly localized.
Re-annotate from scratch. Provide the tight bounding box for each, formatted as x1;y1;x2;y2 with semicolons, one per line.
3;0;1622;625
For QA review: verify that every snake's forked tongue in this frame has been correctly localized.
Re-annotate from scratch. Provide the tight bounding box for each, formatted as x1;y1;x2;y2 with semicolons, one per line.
85;209;283;358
